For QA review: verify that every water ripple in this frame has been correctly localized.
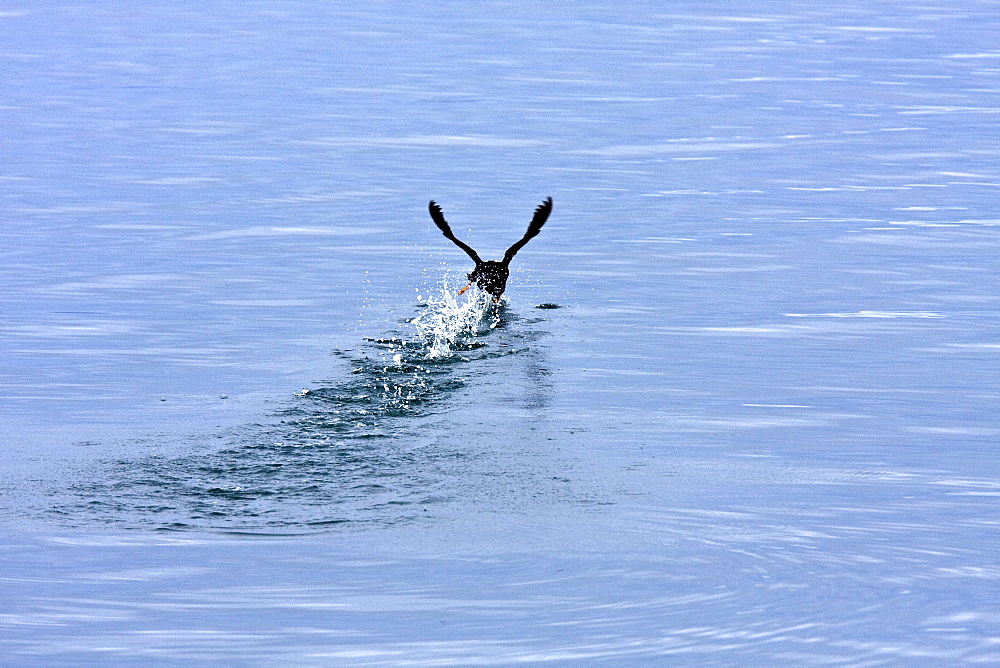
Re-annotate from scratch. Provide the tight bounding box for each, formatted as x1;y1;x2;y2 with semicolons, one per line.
56;288;551;533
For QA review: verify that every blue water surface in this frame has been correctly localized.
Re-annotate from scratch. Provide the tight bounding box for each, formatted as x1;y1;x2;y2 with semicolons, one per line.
2;0;1000;664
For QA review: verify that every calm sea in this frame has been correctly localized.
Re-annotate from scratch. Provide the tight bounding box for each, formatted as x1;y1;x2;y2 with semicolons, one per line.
2;1;999;663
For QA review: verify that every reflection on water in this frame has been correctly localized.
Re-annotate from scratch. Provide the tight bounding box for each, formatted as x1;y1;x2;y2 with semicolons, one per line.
58;286;555;532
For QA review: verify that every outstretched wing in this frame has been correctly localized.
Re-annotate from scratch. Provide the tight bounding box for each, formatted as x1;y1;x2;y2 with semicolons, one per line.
429;201;482;264
502;197;552;265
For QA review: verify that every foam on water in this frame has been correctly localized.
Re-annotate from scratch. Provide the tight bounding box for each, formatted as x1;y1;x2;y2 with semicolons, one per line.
410;278;502;358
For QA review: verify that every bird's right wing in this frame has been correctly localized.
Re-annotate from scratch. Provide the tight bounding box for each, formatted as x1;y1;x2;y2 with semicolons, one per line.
502;197;552;265
429;201;482;264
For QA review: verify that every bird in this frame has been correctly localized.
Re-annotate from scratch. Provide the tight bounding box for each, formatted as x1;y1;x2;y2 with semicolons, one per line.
427;197;553;301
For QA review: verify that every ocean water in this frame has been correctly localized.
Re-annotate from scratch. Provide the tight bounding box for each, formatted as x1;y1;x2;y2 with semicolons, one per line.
2;0;1000;664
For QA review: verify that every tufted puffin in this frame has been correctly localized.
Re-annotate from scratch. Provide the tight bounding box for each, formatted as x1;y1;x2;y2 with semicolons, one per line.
427;197;552;301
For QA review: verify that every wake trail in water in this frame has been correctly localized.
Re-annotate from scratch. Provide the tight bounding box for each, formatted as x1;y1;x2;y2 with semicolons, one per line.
55;280;551;533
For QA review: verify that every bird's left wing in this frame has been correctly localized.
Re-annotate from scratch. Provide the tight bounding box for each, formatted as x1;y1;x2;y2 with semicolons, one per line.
429;200;482;264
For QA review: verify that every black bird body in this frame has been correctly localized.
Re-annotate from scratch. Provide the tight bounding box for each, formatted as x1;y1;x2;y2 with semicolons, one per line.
465;261;509;298
427;198;553;300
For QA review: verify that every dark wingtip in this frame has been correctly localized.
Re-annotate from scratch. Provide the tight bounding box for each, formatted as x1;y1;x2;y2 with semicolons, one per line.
532;197;553;226
428;200;446;226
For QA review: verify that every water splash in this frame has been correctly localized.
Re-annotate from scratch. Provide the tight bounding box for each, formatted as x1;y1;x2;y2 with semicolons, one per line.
54;278;550;533
410;278;502;358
